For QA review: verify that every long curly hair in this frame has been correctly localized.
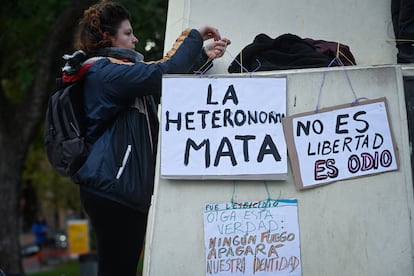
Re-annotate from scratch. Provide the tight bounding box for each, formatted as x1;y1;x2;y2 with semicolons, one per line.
74;1;132;55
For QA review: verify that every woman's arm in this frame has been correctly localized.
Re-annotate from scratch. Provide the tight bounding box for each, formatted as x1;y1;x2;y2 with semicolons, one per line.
103;27;229;99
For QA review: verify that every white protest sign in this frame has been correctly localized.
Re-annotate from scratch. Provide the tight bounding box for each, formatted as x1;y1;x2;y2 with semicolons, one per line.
203;199;301;276
283;98;399;189
161;77;287;180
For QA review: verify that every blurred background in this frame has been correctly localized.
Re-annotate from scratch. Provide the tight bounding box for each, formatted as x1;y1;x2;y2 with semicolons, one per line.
0;0;168;274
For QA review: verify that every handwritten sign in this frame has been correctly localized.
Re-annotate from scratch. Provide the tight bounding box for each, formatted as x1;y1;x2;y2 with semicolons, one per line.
282;98;399;189
203;199;301;276
161;77;287;180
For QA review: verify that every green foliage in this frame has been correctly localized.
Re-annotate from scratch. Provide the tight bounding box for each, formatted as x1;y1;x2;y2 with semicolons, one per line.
0;0;168;101
0;0;70;101
121;0;169;60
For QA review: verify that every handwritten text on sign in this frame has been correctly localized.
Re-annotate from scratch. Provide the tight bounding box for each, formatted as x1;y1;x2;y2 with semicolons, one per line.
161;77;287;179
203;199;301;276
284;99;398;188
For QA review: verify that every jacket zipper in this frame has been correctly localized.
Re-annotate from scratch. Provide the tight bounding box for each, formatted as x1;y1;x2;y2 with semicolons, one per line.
116;144;132;179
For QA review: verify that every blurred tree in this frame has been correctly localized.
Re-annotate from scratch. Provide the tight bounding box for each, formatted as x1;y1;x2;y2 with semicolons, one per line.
0;0;167;273
127;0;169;60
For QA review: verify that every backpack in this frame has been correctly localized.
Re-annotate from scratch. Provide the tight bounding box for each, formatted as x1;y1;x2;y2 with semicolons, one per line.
44;79;89;177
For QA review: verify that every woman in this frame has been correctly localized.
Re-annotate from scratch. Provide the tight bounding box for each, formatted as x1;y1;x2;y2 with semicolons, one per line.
63;1;230;275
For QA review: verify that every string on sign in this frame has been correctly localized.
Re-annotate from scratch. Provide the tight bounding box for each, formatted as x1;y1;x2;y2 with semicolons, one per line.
230;180;281;210
315;42;368;113
194;39;231;76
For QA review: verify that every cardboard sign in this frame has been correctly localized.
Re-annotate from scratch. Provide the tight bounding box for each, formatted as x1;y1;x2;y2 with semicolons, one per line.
161;76;287;180
282;98;399;189
203;199;301;276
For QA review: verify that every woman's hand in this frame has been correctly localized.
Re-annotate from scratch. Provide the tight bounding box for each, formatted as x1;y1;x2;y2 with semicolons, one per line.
204;38;231;59
198;26;231;59
198;25;222;41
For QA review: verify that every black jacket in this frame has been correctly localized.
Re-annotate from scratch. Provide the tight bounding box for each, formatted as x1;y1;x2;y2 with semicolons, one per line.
228;33;355;73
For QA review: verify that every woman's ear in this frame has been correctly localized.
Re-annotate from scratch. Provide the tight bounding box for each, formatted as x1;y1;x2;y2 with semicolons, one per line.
103;32;114;45
103;31;111;40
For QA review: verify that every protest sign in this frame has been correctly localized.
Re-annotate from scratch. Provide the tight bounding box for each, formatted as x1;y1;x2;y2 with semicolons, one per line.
161;76;287;180
282;98;399;189
203;199;301;276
